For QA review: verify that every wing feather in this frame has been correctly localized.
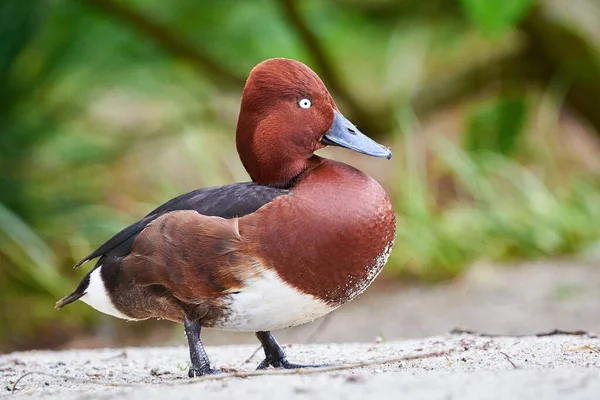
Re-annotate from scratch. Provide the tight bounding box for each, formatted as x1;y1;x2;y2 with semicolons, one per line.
75;182;286;267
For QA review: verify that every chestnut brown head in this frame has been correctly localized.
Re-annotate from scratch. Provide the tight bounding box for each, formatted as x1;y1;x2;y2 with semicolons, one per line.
236;58;391;186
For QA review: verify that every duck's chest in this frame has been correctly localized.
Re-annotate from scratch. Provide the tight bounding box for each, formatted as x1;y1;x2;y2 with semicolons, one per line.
243;161;396;307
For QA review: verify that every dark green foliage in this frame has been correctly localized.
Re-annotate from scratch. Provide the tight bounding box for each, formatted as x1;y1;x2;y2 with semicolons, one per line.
464;96;528;156
459;0;534;36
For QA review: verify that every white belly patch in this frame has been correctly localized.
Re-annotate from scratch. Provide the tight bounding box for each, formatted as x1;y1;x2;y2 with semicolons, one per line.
212;269;335;332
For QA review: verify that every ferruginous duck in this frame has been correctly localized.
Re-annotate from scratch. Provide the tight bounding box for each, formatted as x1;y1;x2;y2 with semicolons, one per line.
56;58;396;377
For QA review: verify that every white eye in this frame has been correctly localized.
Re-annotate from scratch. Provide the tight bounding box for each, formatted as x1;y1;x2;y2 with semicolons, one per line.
298;98;312;109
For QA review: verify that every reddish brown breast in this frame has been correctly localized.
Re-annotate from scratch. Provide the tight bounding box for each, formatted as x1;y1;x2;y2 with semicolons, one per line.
239;159;396;306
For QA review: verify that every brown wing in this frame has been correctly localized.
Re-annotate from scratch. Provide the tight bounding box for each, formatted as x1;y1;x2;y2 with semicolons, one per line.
75;182;287;268
121;210;258;304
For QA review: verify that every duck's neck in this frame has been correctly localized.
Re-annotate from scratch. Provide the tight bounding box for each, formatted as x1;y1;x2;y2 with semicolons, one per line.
244;154;323;188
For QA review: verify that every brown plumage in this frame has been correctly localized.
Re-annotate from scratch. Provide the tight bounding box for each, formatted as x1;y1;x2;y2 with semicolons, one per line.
241;159;395;305
236;58;335;186
108;211;251;323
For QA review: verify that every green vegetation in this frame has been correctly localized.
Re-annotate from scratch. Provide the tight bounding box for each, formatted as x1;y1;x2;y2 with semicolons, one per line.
390;138;600;281
1;0;600;351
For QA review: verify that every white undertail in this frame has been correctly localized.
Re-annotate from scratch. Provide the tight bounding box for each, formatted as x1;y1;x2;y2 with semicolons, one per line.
81;267;135;320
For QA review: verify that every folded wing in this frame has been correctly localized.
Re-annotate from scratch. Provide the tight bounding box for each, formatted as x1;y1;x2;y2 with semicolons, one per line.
75;182;286;268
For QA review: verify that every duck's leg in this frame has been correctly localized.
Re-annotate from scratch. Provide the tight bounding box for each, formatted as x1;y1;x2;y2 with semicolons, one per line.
184;318;221;377
255;331;326;369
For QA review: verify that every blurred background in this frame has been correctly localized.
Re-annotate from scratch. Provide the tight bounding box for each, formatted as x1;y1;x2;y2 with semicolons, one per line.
2;0;600;353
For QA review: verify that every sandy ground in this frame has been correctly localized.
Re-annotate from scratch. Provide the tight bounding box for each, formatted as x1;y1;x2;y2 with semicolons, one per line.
1;334;599;399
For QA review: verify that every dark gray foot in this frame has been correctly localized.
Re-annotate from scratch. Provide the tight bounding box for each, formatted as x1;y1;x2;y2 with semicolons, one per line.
255;331;327;370
188;366;222;378
184;319;222;377
256;357;326;370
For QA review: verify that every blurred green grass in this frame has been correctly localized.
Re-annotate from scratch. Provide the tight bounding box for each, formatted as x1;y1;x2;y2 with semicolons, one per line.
389;139;600;281
1;0;600;351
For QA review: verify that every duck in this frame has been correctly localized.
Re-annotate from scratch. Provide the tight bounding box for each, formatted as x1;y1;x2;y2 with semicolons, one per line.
56;58;396;377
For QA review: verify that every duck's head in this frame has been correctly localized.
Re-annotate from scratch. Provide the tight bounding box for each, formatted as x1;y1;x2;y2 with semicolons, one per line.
236;58;391;187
